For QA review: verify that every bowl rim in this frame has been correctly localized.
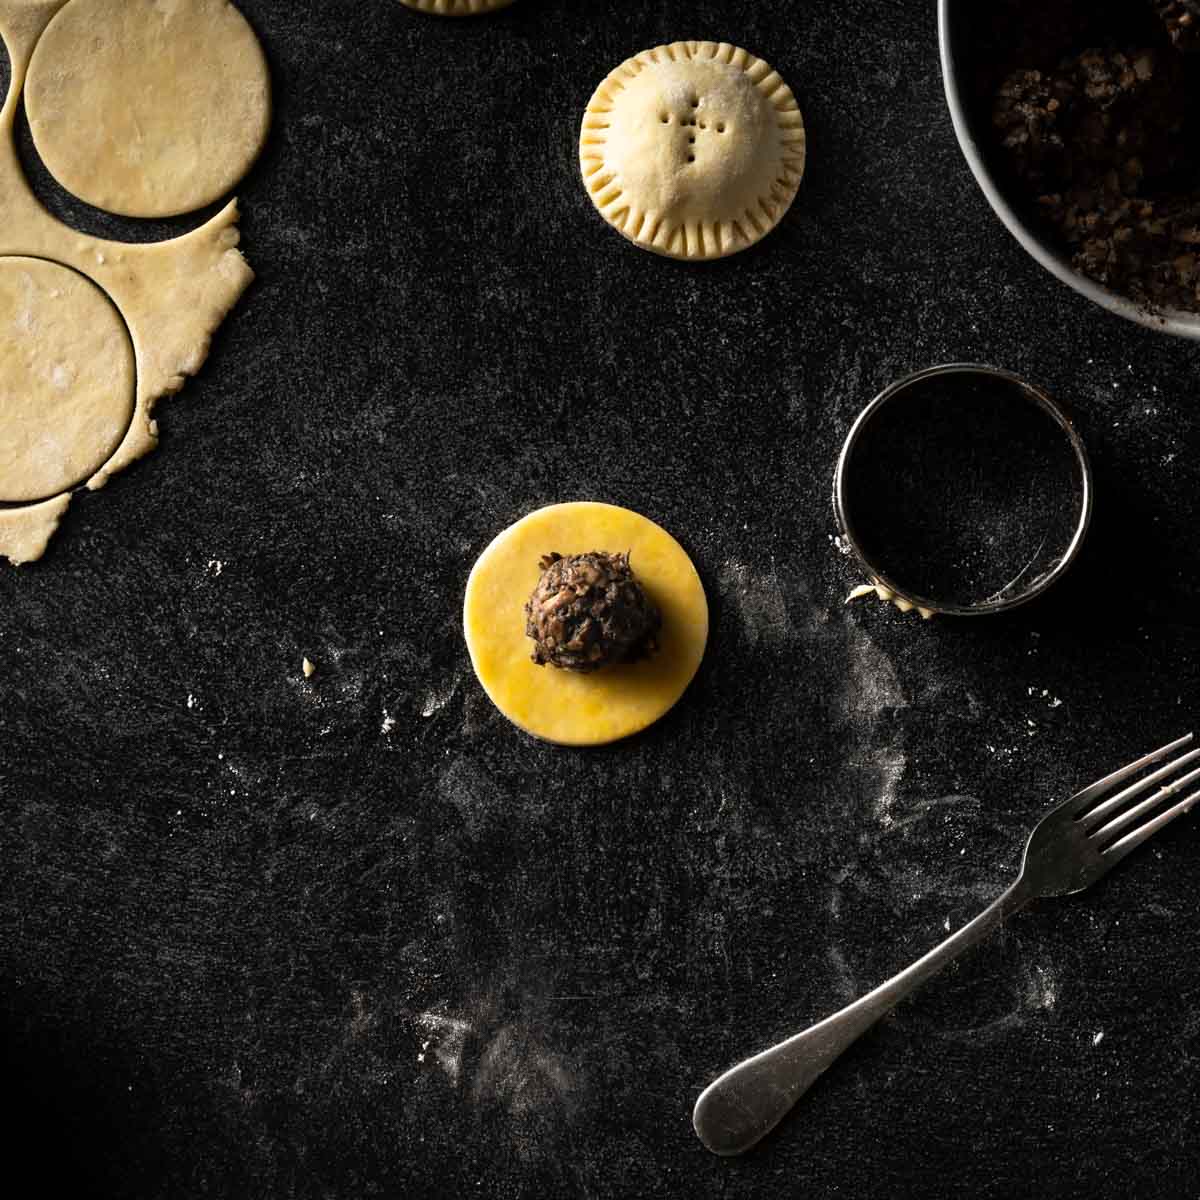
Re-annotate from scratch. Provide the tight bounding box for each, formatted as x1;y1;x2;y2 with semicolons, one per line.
833;362;1094;617
936;0;1200;341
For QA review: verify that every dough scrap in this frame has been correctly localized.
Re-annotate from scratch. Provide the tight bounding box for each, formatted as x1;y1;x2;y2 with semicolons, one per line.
464;502;708;746
0;493;70;565
25;0;271;219
0;256;135;502
846;582;935;620
399;0;515;14
0;0;260;564
580;41;806;260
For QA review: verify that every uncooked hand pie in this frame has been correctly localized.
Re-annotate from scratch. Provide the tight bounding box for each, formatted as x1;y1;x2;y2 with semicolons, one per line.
0;0;268;565
399;0;516;15
580;41;806;260
464;502;709;745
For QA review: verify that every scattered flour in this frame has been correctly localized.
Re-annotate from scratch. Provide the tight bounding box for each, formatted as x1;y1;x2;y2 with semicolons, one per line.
472;1025;575;1118
843;621;908;830
421;675;459;718
827;865;853;918
437;756;498;835
1025;964;1060;1011
417;1011;471;1085
348;989;374;1039
470;1024;580;1162
416;1009;580;1163
869;748;906;830
827;946;858;1002
718;558;793;648
322;645;367;701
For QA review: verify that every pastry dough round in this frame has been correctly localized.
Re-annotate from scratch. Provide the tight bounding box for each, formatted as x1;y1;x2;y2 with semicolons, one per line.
464;502;708;746
24;0;271;218
580;41;806;260
399;0;515;14
0;257;135;504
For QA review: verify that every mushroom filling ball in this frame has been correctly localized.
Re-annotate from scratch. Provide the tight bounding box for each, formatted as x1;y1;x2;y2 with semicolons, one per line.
524;551;661;672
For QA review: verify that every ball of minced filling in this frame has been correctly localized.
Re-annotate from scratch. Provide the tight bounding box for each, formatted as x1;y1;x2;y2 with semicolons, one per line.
524;551;661;672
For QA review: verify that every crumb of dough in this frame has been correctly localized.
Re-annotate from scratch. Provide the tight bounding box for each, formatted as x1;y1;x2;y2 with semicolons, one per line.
302;657;316;678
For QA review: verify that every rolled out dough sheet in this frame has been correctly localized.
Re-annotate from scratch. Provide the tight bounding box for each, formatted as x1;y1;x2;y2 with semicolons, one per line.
0;0;264;564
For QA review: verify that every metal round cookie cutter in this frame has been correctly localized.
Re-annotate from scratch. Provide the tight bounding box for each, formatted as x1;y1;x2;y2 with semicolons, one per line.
833;363;1093;617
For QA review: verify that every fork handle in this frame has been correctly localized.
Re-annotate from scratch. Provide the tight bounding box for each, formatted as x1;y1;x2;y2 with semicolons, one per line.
693;875;1033;1156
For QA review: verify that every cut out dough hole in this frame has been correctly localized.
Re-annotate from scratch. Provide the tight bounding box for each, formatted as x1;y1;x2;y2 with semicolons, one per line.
717;124;726;132
687;155;695;163
661;114;669;123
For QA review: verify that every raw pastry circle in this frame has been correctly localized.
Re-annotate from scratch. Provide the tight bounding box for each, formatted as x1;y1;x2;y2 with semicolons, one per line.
24;0;271;219
399;0;515;15
0;257;135;504
580;41;806;260
464;502;709;746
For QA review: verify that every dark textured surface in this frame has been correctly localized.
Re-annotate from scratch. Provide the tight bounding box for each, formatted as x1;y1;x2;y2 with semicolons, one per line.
2;2;1200;1197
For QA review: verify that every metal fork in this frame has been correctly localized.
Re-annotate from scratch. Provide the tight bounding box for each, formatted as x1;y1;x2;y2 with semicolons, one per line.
693;733;1200;1157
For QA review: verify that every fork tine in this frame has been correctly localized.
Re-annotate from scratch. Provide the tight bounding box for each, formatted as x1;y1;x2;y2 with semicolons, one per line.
1102;788;1200;864
1067;733;1194;815
1091;763;1200;844
1081;746;1200;828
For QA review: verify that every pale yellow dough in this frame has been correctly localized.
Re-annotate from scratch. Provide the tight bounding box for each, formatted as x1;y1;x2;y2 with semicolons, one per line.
580;41;806;260
464;502;709;746
0;257;135;502
0;0;260;564
399;0;515;15
25;0;271;219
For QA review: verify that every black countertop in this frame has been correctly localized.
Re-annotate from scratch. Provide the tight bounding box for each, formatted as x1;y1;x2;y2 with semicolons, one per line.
3;2;1199;1196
